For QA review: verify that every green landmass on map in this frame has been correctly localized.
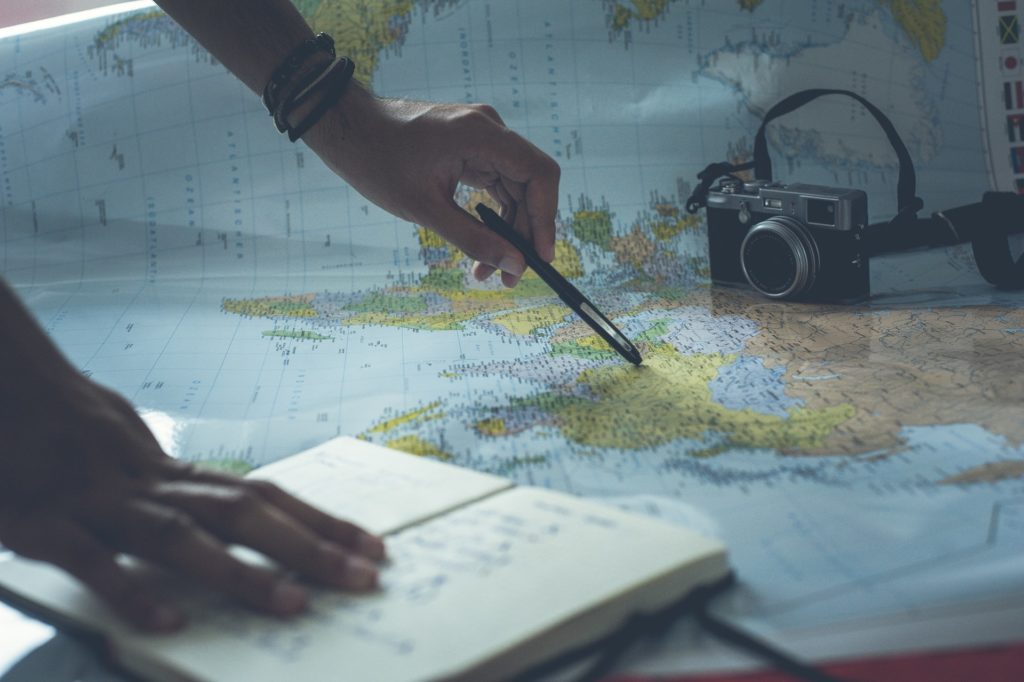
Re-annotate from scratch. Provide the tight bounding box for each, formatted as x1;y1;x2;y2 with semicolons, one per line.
263;329;333;341
191;457;256;475
224;294;318;319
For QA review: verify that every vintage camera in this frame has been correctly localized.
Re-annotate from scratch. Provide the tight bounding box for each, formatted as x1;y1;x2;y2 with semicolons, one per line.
690;89;1024;302
706;178;870;302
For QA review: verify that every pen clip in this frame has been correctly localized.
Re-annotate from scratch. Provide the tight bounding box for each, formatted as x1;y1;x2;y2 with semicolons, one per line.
579;301;635;353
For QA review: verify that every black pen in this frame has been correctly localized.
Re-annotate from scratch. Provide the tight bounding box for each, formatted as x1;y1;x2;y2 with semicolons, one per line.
475;204;642;366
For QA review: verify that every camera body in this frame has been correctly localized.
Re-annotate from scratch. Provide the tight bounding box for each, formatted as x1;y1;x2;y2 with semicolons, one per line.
706;178;870;302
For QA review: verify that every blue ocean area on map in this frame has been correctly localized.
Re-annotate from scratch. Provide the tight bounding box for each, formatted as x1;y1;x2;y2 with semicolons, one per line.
1;0;1022;674
708;355;799;417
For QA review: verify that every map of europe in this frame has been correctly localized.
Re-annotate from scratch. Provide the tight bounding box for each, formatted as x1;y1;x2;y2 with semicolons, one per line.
1;0;1022;671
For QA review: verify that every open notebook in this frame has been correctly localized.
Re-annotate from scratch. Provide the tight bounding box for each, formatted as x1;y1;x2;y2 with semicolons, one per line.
0;437;730;682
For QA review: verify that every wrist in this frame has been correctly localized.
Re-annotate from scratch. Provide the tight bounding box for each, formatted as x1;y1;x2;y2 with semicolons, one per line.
300;80;379;174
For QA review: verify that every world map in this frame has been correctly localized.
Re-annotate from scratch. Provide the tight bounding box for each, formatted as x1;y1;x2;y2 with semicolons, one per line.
1;0;1022;673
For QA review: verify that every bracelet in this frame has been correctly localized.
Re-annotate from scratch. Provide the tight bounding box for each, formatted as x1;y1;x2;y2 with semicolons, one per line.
270;57;334;133
261;32;335;116
285;57;356;142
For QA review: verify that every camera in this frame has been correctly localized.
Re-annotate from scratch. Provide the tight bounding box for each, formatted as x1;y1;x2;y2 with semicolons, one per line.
689;88;1024;302
706;178;870;302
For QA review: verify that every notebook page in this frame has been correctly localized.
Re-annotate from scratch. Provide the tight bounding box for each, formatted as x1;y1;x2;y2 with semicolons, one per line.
0;486;728;682
246;436;512;535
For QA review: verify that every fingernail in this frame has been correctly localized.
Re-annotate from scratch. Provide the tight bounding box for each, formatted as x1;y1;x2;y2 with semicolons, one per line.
148;605;185;631
498;256;524;277
357;533;386;560
344;557;379;590
271;582;308;615
472;262;495;281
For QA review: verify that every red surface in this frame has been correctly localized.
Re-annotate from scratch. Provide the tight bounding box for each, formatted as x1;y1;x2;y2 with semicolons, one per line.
0;1;114;29
609;641;1024;682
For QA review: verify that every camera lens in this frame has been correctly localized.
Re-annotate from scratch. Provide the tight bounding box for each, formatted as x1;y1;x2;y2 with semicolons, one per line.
740;216;819;299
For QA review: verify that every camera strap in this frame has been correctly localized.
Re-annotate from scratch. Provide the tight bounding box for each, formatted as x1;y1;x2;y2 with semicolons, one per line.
685;90;1024;291
751;89;923;222
686;88;924;226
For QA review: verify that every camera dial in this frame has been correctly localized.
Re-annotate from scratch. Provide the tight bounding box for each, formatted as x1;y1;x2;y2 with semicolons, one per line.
740;216;820;299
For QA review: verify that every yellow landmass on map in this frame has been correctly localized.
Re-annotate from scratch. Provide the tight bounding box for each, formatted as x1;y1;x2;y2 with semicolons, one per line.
385;434;451;460
417;226;447;250
534;342;854;451
93;9;165;48
695;289;1024;455
652;213;701;241
306;0;414;84
491;304;570;335
609;1;671;31
880;0;945;61
476;417;509;437
576;333;620;353
367;401;443;434
737;1;945;60
528;239;585;279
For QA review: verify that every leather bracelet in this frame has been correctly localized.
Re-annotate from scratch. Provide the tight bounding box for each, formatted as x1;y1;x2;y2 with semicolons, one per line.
286;57;356;142
271;54;334;133
261;32;335;116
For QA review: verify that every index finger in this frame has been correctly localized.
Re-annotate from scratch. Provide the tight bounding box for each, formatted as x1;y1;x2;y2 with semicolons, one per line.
247;479;386;560
159;462;385;560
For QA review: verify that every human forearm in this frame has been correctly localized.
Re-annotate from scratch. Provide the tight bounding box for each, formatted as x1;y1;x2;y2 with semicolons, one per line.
0;275;386;630
153;0;316;94
153;0;560;285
